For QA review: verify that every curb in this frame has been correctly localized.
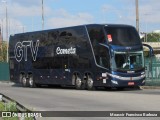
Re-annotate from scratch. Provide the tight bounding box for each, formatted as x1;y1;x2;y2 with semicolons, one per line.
0;80;12;83
0;81;14;85
141;86;160;89
0;93;36;120
1;81;160;89
0;93;32;112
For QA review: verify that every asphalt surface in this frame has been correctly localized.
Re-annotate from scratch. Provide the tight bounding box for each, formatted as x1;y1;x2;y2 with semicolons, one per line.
0;82;160;120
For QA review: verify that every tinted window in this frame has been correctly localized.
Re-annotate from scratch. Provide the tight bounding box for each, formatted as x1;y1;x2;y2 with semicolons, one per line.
87;26;110;69
33;56;64;69
69;55;91;69
87;26;106;44
33;57;52;69
96;46;110;68
105;26;141;46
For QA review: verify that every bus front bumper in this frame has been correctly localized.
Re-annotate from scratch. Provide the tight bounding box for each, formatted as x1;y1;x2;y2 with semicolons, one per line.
108;73;146;87
110;79;145;87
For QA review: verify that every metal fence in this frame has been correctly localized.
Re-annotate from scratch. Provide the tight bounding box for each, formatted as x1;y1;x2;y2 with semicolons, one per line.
0;62;9;81
145;55;160;86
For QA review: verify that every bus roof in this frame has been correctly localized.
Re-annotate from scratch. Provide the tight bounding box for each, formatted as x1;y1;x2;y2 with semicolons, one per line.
10;24;134;37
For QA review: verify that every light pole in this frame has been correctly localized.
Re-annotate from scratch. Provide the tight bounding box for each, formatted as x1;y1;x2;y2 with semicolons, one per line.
135;0;139;33
0;19;3;41
42;0;44;30
2;0;8;62
0;23;3;60
2;0;8;41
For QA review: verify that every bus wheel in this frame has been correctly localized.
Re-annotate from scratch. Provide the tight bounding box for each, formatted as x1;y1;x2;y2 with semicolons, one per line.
22;76;28;87
86;76;95;90
29;75;36;88
75;75;85;90
19;74;23;83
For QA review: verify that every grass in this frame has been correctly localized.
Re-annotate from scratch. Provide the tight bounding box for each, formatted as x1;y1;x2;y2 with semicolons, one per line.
0;101;33;120
0;102;5;111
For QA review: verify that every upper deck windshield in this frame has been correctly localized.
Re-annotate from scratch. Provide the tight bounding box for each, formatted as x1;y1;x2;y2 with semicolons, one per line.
104;26;141;46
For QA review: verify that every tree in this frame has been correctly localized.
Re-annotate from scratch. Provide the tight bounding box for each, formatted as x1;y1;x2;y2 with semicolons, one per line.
141;33;160;42
0;41;8;62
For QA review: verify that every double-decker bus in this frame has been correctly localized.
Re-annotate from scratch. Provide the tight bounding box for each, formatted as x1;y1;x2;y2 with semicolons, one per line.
9;24;146;90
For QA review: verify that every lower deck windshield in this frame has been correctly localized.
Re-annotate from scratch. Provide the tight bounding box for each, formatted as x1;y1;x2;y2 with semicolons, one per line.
112;51;144;71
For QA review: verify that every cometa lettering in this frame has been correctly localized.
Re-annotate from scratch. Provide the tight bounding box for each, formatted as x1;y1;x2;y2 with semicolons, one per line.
56;47;76;55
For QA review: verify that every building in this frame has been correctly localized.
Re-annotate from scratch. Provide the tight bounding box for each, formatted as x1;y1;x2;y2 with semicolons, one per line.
153;30;160;34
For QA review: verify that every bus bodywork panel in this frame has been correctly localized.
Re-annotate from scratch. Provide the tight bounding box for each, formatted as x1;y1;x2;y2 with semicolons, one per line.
9;24;145;88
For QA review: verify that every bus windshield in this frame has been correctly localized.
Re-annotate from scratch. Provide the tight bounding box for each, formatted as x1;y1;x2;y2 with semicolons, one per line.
104;26;141;46
111;51;144;71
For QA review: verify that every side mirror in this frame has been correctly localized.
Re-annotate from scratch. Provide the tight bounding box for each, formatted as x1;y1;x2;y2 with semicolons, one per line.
145;66;147;70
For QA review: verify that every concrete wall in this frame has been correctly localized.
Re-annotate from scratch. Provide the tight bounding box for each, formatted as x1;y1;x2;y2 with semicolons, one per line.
0;62;9;81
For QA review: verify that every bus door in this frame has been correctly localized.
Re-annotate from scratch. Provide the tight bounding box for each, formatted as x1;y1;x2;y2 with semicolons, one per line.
51;55;69;85
61;55;70;85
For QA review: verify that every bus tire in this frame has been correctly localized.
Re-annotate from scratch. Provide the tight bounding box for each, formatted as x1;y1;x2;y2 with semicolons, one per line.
28;75;36;88
86;76;95;90
74;75;85;90
22;76;29;87
19;74;23;84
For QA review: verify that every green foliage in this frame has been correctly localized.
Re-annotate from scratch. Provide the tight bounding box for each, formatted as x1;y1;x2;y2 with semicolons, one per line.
0;41;8;62
0;102;5;110
142;33;160;42
4;102;17;111
0;102;33;120
0;102;18;120
147;33;160;42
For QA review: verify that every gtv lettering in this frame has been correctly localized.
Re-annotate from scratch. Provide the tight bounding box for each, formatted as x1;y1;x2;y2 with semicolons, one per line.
14;40;39;62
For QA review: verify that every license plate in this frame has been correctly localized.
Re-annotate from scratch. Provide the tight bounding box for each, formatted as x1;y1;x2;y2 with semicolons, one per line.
128;82;135;86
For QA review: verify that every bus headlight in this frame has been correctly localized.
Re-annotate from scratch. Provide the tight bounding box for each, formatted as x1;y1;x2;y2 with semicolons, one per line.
111;80;118;85
142;80;145;84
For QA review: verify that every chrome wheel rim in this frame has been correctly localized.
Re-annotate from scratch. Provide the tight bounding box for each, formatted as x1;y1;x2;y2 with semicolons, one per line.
87;78;93;88
22;77;26;86
76;77;82;88
29;78;33;86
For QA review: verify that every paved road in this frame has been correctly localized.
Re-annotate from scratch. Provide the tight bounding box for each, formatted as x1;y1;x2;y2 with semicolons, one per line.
0;82;160;120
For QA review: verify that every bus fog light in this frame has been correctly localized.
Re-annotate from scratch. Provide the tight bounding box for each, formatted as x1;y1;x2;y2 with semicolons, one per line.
103;79;106;83
142;80;145;84
111;80;118;85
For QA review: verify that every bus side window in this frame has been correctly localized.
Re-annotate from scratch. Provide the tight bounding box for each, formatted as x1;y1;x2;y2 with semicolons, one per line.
98;46;110;69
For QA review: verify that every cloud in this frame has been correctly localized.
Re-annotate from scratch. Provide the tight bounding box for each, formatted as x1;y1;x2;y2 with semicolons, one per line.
101;0;160;32
46;9;94;28
0;18;24;40
1;0;159;34
139;2;160;24
10;0;60;7
1;1;94;32
8;3;52;17
10;0;41;7
9;19;25;34
101;4;134;24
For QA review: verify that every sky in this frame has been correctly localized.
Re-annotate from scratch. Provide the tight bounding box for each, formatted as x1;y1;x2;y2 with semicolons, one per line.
0;0;160;40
